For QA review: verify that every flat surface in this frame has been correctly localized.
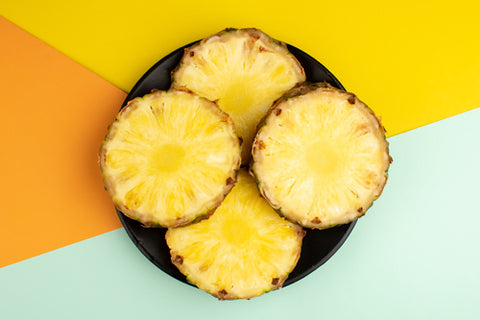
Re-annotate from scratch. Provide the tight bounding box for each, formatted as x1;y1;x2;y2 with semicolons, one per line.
1;1;479;318
1;108;479;319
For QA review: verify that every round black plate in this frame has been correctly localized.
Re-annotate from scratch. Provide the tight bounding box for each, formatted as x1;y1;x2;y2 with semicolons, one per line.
117;41;356;287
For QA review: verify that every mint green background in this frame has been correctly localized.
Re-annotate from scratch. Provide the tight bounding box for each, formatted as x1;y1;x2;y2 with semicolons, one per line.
1;108;479;319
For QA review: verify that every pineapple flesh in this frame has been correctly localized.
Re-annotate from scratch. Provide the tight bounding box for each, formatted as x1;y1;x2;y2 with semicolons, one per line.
166;169;305;300
251;82;391;229
171;28;306;163
100;89;241;228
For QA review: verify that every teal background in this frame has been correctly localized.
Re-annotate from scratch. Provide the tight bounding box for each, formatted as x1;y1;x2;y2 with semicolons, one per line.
1;108;479;319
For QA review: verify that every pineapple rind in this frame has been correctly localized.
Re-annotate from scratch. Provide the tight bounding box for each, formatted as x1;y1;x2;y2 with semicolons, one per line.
166;170;305;300
251;82;391;229
171;28;306;163
100;89;241;228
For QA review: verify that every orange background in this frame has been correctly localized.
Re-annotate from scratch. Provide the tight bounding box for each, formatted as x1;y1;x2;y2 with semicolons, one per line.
0;17;125;267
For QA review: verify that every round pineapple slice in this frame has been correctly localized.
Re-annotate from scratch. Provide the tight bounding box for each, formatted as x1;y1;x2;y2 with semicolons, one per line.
166;169;305;300
100;89;241;228
171;28;306;163
251;82;391;229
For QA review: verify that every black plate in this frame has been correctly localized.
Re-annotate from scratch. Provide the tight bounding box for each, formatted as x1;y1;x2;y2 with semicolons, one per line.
117;41;356;287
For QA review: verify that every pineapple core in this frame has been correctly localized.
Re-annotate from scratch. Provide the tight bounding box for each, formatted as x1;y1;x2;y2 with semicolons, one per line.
221;215;255;245
151;144;185;173
306;139;342;177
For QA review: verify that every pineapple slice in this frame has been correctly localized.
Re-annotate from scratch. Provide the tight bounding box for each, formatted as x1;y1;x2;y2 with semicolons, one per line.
171;28;306;163
251;82;391;229
100;89;241;228
166;169;305;300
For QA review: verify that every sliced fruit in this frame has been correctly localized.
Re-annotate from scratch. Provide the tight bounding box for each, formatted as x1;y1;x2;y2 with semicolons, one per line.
171;28;306;163
166;169;305;300
100;89;241;228
251;82;391;229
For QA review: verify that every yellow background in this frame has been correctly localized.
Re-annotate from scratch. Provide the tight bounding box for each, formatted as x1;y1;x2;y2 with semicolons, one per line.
2;0;479;137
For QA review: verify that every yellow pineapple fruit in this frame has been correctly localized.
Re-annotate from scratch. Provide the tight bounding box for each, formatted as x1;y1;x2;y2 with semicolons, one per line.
251;82;391;229
166;169;305;299
100;89;241;228
171;28;306;163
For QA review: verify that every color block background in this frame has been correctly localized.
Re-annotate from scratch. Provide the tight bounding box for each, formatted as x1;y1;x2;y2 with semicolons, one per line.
0;0;479;318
